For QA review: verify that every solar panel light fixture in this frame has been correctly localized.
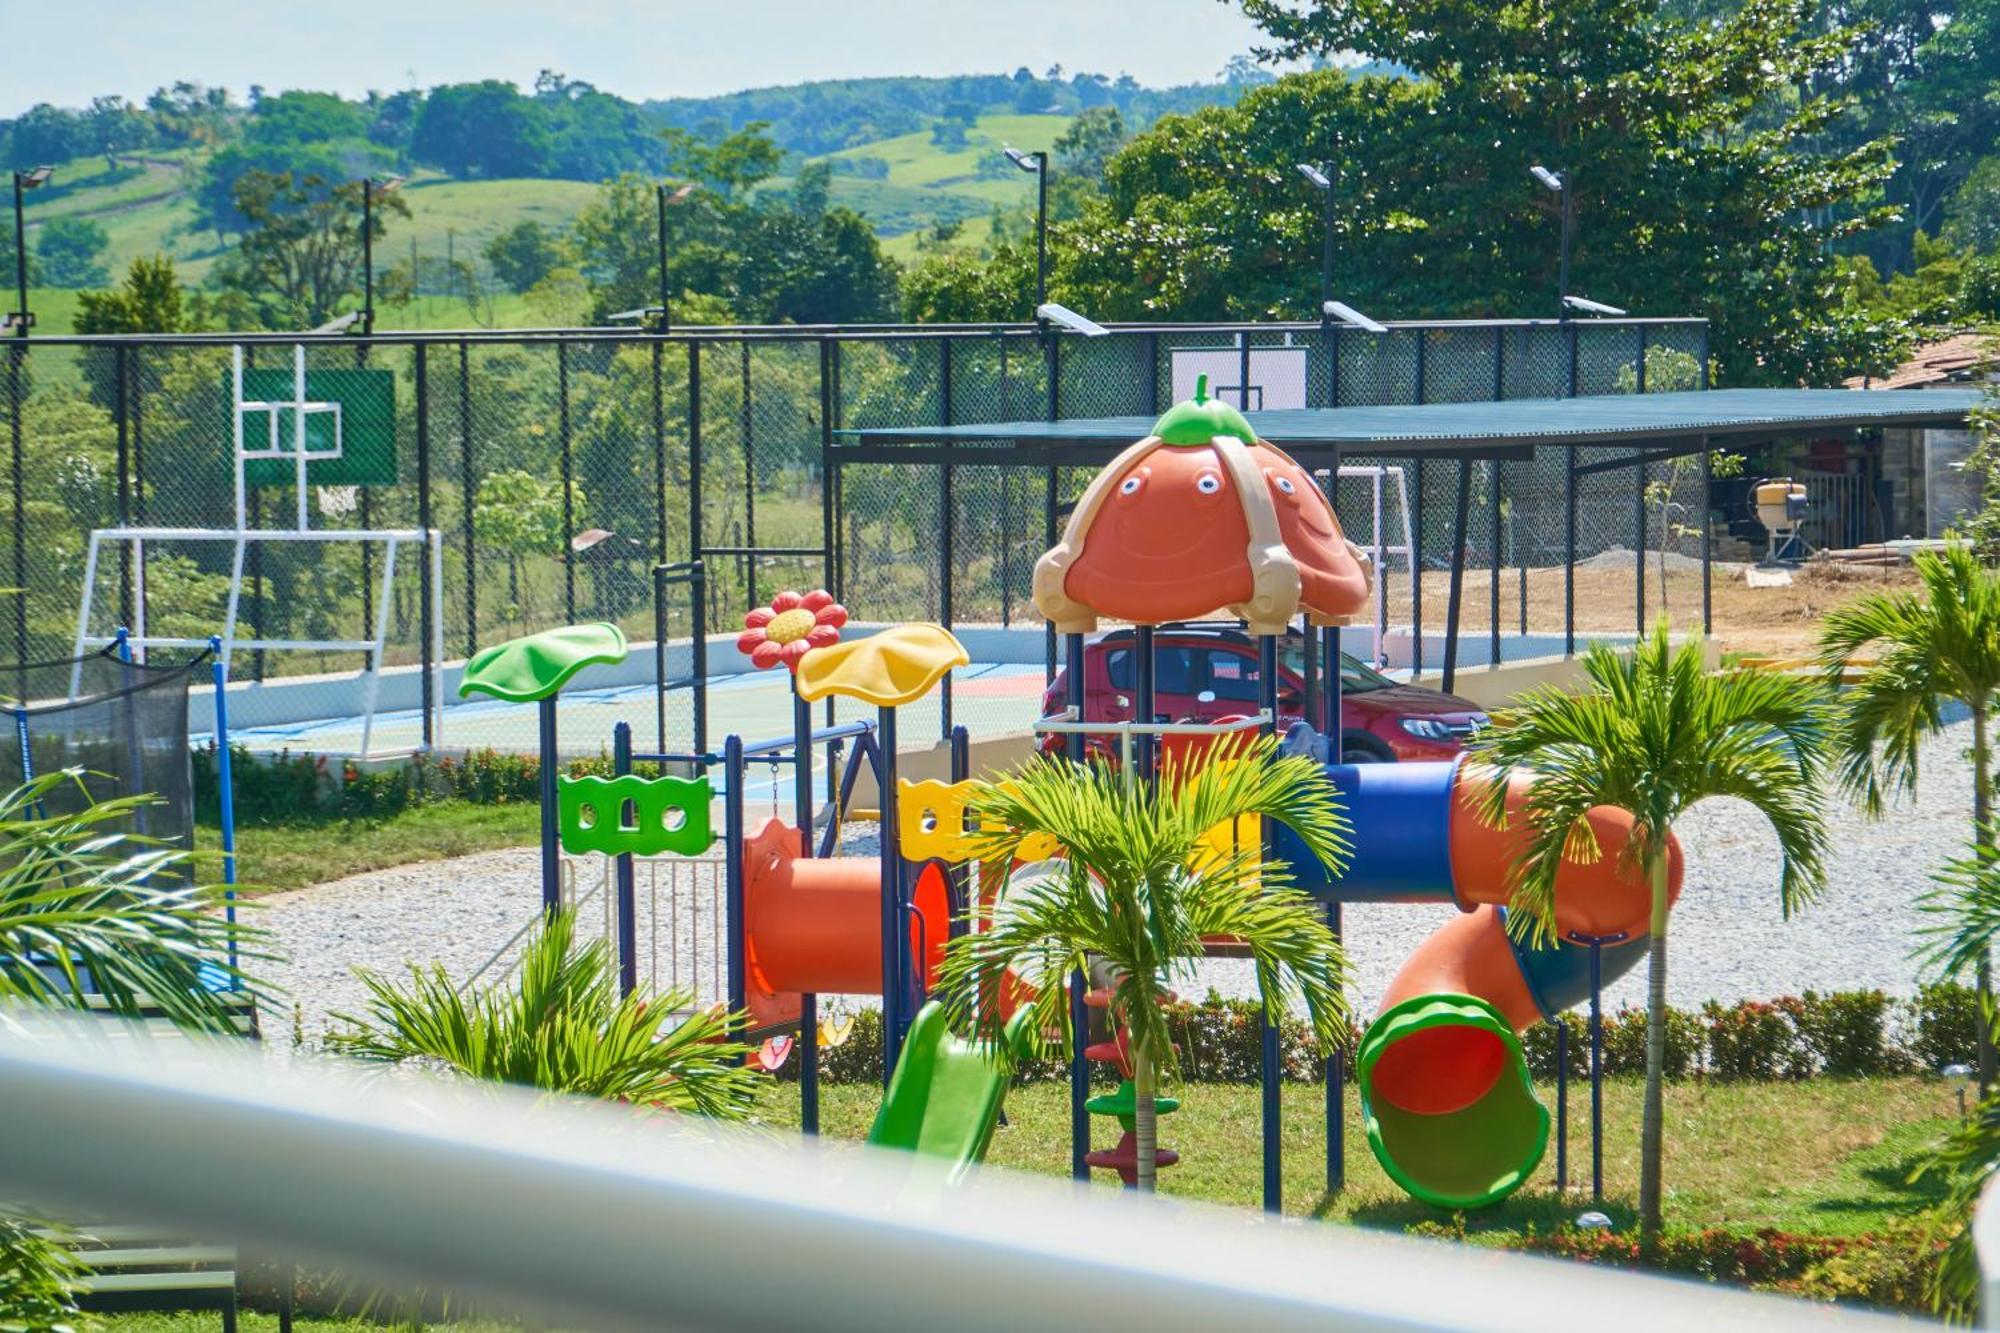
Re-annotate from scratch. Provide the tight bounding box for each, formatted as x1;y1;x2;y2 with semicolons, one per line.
370;173;406;193
1295;163;1331;190
605;306;666;323
1037;302;1108;337
1323;300;1387;335
1563;294;1628;317
1003;146;1044;172
1530;164;1565;192
312;310;364;335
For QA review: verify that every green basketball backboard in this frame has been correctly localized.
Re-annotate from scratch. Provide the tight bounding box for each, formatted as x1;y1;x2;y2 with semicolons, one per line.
236;367;397;486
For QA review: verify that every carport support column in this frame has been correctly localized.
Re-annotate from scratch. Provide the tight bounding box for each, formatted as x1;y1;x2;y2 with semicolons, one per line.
1441;459;1473;693
538;697;561;916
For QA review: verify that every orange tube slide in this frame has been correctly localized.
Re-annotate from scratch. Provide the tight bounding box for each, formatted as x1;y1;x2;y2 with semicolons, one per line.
1371;767;1683;1112
740;818;950;1020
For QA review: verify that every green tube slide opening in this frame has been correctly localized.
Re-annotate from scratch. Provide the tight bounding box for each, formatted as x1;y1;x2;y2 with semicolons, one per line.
1356;993;1549;1209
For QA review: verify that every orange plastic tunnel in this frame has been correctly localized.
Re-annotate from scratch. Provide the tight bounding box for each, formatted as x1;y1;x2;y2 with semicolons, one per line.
738;817;951;1030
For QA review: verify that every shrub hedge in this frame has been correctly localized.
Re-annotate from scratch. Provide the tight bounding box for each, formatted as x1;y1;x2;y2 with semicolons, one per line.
193;744;624;824
805;986;1975;1086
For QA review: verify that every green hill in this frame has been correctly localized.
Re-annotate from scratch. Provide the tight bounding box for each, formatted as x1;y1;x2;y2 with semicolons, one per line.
16;109;1082;329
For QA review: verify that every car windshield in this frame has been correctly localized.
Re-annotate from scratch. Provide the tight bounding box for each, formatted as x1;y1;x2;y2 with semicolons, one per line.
1277;642;1394;694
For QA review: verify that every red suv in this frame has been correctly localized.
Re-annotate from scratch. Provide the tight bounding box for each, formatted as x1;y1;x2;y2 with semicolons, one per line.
1040;624;1489;764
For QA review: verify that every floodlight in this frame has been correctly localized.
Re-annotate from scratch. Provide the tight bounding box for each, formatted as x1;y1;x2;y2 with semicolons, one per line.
605;306;666;323
1036;302;1108;337
1563;294;1628;317
1003;147;1043;173
663;183;698;205
1;313;32;331
16;166;53;189
313;311;363;334
372;174;406;193
1323;300;1387;335
1295;163;1331;190
1530;165;1564;192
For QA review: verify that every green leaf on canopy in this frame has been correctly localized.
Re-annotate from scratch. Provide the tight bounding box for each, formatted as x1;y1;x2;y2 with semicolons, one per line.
1151;372;1256;447
458;622;629;703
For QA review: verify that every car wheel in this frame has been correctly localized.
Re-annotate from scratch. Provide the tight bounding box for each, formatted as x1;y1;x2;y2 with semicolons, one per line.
1340;735;1395;764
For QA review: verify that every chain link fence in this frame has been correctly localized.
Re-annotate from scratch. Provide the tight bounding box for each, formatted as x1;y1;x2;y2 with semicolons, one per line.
2;319;1707;757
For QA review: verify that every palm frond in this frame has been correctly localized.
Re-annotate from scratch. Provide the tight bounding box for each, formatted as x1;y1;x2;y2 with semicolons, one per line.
328;910;762;1120
0;770;268;1032
1470;621;1832;947
1916;831;2000;984
941;733;1350;1075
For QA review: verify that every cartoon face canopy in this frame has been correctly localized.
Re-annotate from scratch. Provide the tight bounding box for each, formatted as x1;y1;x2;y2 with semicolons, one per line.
1033;376;1373;635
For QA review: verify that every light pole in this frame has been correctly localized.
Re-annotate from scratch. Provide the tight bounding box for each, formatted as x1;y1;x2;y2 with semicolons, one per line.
9;166;52;338
360;174;405;336
655;182;697;333
1531;165;1626;320
1004;147;1049;315
1531;165;1573;318
1296;163;1334;327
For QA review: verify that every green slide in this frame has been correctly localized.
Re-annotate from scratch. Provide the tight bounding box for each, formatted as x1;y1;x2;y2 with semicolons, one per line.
867;1001;1030;1185
1355;993;1549;1209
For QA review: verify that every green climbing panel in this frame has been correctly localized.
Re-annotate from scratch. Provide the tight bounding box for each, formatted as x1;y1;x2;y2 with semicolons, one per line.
557;773;712;858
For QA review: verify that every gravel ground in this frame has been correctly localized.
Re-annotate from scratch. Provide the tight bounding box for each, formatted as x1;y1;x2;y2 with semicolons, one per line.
259;720;1979;1037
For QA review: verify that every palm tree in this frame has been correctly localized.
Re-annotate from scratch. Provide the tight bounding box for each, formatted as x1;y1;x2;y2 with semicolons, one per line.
1478;622;1830;1247
329;909;763;1121
934;732;1351;1192
1820;542;2000;1090
0;770;262;1031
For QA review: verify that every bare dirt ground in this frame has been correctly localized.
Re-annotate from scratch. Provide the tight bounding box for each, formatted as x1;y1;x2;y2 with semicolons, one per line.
1385;555;1919;658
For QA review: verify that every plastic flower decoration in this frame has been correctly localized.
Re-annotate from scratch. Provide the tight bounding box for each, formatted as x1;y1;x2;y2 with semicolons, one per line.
738;589;847;671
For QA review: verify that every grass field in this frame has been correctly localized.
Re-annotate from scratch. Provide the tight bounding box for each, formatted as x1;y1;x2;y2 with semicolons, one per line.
203;802;541;895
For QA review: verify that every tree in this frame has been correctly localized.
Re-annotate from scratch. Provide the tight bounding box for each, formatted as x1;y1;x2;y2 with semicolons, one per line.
1028;1;1901;383
659;121;783;199
483;219;565;294
1481;623;1831;1245
329;909;762;1119
216;168;408;329
1820;544;2000;1091
473;467;573;618
1945;156;2000;256
411;81;552;178
935;734;1352;1191
33;217;108;288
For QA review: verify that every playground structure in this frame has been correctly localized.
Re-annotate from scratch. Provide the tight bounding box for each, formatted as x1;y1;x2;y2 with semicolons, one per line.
71;344;444;758
462;373;1692;1205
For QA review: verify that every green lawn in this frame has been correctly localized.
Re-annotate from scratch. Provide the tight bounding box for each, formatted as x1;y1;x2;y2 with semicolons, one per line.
206;802;542;895
747;1074;1956;1238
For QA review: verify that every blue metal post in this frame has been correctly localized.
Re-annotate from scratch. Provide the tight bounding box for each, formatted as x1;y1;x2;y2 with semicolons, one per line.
1259;631;1282;1215
1589;939;1605;1202
1133;624;1155;781
877;704;904;1084
1556;1018;1570;1191
612;723;637;997
1319;621;1344;1194
1064;631;1090;1181
208;635;238;982
723;734;746;1025
793;687;818;1136
947;724;971;940
537;697;561;916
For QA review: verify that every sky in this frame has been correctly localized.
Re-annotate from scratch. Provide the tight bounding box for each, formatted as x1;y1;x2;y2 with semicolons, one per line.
0;0;1281;116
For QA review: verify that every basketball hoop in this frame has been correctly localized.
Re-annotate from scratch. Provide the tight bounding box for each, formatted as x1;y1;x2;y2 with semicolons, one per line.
317;484;360;517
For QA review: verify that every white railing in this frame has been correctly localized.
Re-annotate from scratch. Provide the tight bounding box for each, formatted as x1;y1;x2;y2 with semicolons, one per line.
0;1028;1903;1333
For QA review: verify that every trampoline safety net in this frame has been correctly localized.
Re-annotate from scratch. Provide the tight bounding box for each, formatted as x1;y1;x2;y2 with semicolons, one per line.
0;648;204;854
